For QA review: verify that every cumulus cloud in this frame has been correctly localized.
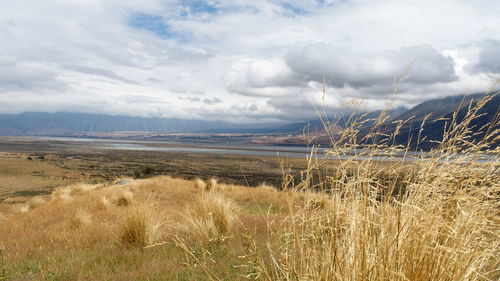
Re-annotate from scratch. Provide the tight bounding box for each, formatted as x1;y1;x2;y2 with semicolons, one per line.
227;58;304;89
285;44;457;89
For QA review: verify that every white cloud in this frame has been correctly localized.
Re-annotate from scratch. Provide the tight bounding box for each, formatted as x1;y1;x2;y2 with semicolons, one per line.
466;40;500;75
285;44;457;88
0;0;498;122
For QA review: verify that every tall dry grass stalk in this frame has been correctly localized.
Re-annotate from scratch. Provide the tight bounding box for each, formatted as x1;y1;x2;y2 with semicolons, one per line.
242;92;499;280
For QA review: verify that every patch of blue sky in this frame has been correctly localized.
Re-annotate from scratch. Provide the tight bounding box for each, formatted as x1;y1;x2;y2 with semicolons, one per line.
280;2;310;16
316;0;347;7
129;13;190;42
180;0;219;15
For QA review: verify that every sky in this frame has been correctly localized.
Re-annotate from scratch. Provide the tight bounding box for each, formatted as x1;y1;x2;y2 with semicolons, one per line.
0;0;499;122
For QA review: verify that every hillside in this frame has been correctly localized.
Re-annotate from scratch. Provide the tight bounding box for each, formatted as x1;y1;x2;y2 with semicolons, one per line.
1;157;498;280
389;93;486;124
251;94;498;148
376;93;499;149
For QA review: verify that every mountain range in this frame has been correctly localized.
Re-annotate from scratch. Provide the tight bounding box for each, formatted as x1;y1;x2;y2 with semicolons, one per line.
0;112;268;136
0;93;498;150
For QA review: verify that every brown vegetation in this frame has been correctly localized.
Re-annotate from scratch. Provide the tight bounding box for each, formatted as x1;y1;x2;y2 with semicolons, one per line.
119;203;163;247
183;191;240;243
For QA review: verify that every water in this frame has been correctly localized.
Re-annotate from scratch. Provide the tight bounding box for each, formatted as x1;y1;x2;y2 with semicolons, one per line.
17;137;499;163
32;136;320;158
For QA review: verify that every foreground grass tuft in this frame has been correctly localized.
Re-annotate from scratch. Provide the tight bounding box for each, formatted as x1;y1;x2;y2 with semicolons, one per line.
185;192;240;243
119;203;164;247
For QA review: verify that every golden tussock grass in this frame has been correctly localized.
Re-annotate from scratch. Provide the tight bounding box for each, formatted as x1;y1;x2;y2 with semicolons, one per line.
194;177;232;192
115;190;134;206
119;202;164;248
51;186;73;201
27;196;46;209
205;177;218;191
51;183;100;201
69;208;92;228
194;178;205;190
68;183;100;194
14;203;31;214
183;191;240;243
93;195;111;209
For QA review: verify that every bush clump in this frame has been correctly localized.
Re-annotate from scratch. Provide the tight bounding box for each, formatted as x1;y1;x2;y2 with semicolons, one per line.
133;165;155;179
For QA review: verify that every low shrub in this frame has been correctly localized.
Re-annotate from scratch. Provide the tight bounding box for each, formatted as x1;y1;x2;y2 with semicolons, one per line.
133;165;155;179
